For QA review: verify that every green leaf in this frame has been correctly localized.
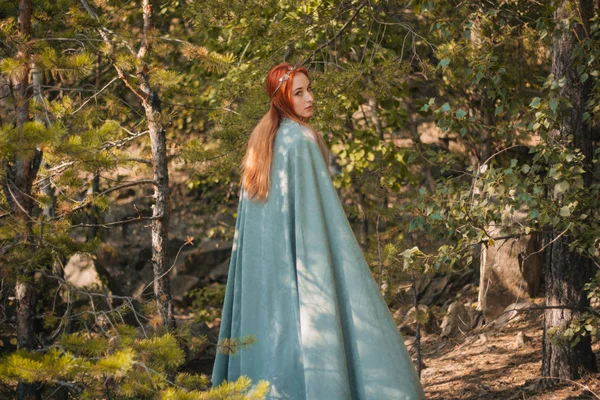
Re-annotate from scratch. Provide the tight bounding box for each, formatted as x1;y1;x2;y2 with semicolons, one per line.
475;71;484;83
558;76;567;87
530;209;539;219
549;98;558;111
530;97;542;108
438;58;450;69
559;206;571;217
554;180;570;194
440;102;451;112
454;109;467;118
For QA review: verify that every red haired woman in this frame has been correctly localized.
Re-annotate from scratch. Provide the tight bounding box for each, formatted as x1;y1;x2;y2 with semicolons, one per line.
211;63;424;399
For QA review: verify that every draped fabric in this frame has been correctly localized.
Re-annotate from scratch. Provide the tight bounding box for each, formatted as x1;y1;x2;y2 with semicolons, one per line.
211;118;425;399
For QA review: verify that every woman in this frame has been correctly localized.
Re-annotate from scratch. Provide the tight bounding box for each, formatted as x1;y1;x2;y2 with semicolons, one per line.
211;63;425;399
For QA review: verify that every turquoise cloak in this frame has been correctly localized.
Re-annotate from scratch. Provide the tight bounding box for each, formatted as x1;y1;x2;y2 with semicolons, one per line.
211;118;425;399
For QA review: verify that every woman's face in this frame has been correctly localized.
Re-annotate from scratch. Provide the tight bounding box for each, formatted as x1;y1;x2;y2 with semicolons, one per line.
290;72;313;119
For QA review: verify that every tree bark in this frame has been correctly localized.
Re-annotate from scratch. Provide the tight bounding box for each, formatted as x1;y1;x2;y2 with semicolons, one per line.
541;0;597;382
146;103;175;330
9;1;42;399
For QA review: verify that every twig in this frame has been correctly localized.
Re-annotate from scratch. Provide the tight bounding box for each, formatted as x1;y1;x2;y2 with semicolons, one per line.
69;215;160;229
139;238;194;296
71;77;119;114
522;224;571;262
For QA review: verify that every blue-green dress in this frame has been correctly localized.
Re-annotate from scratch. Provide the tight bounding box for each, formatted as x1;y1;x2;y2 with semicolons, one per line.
211;118;425;399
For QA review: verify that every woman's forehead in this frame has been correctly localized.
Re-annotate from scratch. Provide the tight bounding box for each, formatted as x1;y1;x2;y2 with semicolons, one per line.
292;72;310;89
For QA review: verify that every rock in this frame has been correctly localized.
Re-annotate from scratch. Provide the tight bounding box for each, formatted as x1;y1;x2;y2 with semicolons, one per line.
420;276;450;305
179;238;232;280
440;301;475;338
477;333;488;345
380;282;388;297
478;221;543;321
207;257;230;282
170;275;200;303
515;331;530;348
64;253;104;290
492;301;535;327
414;276;432;296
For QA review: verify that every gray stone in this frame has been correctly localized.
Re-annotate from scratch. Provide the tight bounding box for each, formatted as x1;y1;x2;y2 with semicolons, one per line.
440;301;474;338
420;275;450;305
170;274;200;302
492;301;536;327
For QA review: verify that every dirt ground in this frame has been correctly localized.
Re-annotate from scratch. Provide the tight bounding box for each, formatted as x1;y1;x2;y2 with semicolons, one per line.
417;309;600;399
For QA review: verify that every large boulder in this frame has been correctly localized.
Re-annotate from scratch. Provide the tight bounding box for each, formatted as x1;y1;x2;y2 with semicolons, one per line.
64;253;104;290
478;224;543;321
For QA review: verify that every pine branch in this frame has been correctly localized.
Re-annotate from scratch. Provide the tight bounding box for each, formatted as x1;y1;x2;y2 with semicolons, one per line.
65;179;154;215
39;270;151;337
80;0;146;104
33;129;149;187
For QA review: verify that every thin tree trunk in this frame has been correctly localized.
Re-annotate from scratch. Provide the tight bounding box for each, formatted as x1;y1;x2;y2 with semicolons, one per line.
146;107;175;330
88;52;102;241
9;1;42;399
541;0;597;383
138;0;175;331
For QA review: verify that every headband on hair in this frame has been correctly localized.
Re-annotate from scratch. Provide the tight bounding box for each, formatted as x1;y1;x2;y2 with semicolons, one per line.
272;65;296;97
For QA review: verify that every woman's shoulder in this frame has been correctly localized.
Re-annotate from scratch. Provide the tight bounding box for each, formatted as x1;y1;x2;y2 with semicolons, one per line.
276;118;319;153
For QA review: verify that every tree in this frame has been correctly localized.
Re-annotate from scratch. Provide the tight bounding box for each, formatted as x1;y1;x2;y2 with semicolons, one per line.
541;0;597;381
79;0;176;330
2;0;43;398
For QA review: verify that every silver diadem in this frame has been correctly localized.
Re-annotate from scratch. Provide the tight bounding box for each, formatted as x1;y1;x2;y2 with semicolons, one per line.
272;65;296;97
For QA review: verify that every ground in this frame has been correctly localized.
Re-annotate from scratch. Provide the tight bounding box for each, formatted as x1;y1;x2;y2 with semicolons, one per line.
418;308;600;399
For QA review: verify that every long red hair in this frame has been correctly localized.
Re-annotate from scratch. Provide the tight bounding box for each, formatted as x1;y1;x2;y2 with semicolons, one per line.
241;63;329;202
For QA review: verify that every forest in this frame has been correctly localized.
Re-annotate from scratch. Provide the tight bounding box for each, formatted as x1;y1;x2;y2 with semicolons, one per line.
0;0;599;398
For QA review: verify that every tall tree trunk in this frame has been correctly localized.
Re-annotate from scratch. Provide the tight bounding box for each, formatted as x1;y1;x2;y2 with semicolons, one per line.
138;0;175;331
146;105;175;330
541;0;597;382
9;1;42;399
